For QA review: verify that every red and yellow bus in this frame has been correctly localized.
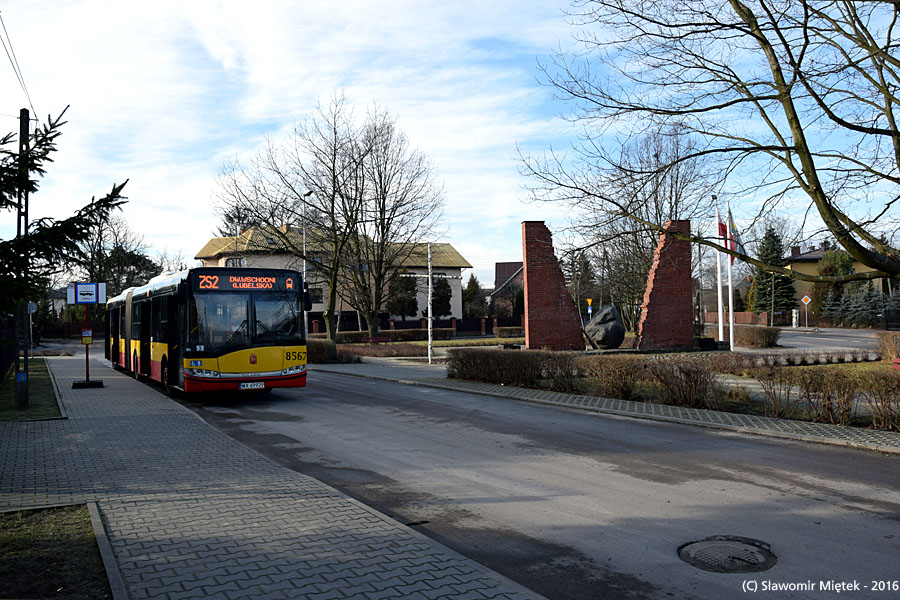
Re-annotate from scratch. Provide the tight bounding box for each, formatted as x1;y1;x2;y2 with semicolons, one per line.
105;268;310;393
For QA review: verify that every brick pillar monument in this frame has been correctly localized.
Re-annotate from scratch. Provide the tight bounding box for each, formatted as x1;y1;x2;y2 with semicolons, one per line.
634;220;695;350
523;221;584;351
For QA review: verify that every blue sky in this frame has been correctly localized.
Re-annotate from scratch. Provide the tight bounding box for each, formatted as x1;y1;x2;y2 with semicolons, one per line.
0;1;580;286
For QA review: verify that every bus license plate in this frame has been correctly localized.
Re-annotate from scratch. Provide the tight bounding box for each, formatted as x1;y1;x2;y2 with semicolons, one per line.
240;382;265;390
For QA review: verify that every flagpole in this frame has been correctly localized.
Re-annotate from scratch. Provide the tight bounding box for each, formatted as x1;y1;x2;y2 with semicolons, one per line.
714;196;724;342
726;198;735;352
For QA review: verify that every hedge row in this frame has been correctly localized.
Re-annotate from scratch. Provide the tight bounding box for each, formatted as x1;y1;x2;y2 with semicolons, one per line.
493;327;524;338
446;349;724;410
309;328;455;343
447;348;899;430
307;339;360;364
703;325;781;347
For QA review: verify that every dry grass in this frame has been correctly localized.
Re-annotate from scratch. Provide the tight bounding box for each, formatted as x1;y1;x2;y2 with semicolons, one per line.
0;505;112;599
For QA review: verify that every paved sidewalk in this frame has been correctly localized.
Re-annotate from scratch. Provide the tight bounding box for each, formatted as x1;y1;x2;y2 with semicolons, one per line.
0;357;544;600
310;358;900;455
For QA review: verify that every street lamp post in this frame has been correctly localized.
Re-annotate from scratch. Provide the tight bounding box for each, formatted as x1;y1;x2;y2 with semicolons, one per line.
302;190;313;340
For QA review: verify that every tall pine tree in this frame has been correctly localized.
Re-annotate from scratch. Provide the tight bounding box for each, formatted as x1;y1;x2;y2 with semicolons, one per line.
749;226;796;320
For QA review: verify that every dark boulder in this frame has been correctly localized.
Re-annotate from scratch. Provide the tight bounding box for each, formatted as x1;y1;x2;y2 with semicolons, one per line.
585;305;626;349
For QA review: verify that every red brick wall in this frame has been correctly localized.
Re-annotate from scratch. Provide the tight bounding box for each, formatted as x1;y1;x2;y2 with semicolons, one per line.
634;220;695;350
522;221;585;351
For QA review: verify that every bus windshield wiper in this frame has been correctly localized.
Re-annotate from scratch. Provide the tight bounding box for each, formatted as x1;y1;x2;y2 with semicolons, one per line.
225;319;248;346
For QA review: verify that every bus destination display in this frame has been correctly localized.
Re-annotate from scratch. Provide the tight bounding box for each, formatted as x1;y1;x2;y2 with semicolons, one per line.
193;271;298;292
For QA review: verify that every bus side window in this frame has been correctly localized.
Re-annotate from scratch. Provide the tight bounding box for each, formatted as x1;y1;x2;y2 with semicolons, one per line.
158;296;168;344
131;303;141;340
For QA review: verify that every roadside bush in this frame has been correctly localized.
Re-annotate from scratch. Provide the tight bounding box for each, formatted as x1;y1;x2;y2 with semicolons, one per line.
575;355;647;400
876;332;900;362
753;367;804;420
790;367;860;426
337;343;427;358
541;352;578;392
447;348;581;390
307;339;361;364
307;339;337;363
644;356;722;409
493;327;524;338
335;329;455;343
858;371;900;431
734;327;781;348
447;348;543;387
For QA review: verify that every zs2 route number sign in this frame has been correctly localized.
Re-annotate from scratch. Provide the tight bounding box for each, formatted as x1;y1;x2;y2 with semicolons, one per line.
199;275;219;289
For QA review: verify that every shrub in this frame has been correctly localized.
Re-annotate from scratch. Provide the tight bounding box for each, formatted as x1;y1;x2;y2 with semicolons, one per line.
575;355;647;400
791;367;860;425
876;332;900;362
644;356;722;409
494;327;524;338
754;367;804;420
307;339;360;364
307;339;337;363
338;343;427;358
541;352;578;392
311;329;456;344
734;327;781;348
858;371;900;431
447;348;544;387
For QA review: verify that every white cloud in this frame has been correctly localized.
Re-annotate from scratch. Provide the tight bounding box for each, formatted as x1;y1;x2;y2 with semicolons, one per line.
1;0;578;274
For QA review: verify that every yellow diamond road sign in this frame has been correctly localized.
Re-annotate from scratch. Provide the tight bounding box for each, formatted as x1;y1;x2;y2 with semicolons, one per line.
801;295;811;305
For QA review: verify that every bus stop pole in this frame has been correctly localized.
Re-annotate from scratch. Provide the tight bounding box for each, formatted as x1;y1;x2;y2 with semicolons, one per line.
85;303;90;382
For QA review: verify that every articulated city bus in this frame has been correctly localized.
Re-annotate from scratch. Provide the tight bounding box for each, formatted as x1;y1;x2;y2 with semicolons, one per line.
105;268;310;393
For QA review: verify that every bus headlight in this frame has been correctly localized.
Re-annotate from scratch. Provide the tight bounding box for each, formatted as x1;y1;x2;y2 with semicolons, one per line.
187;368;220;378
281;365;306;376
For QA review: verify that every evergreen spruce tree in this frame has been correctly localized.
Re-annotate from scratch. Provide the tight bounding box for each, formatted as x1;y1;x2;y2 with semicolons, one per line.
424;278;452;318
461;273;486;319
863;283;885;328
749;226;796;319
820;289;840;325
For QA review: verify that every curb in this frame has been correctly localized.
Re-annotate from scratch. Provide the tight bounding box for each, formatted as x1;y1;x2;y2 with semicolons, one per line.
308;366;900;456
88;501;130;600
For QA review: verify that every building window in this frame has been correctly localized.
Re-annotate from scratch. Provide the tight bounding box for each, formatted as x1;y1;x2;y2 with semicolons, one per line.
225;257;245;267
309;288;324;303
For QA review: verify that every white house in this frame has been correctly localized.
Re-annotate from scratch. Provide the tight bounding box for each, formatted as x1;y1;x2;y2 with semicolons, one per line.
194;226;472;322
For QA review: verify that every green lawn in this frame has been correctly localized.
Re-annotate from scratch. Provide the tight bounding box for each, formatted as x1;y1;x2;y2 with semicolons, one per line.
0;358;61;420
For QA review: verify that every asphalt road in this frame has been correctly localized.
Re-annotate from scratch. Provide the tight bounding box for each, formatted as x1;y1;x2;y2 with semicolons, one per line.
179;372;900;600
774;327;879;351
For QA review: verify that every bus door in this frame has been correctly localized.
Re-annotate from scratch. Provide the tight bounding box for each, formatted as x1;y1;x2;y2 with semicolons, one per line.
139;301;152;377
174;296;187;389
106;308;115;361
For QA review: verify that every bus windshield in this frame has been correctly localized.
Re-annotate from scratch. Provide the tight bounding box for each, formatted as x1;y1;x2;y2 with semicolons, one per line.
189;291;302;353
254;293;302;345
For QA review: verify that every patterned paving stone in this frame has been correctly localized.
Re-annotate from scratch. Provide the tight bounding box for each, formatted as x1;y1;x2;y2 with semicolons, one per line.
0;357;543;600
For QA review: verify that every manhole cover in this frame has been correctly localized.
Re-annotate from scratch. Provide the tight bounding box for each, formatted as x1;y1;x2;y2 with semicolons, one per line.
678;536;777;573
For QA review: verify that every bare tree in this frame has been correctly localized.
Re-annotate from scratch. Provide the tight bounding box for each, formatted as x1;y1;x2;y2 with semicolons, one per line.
339;108;444;337
215;94;367;341
524;0;900;283
529;125;717;327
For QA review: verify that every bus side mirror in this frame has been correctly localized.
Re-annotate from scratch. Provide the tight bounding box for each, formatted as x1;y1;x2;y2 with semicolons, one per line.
304;291;313;312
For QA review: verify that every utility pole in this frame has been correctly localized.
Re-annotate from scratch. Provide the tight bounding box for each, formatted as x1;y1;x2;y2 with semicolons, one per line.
427;243;433;364
14;108;30;409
